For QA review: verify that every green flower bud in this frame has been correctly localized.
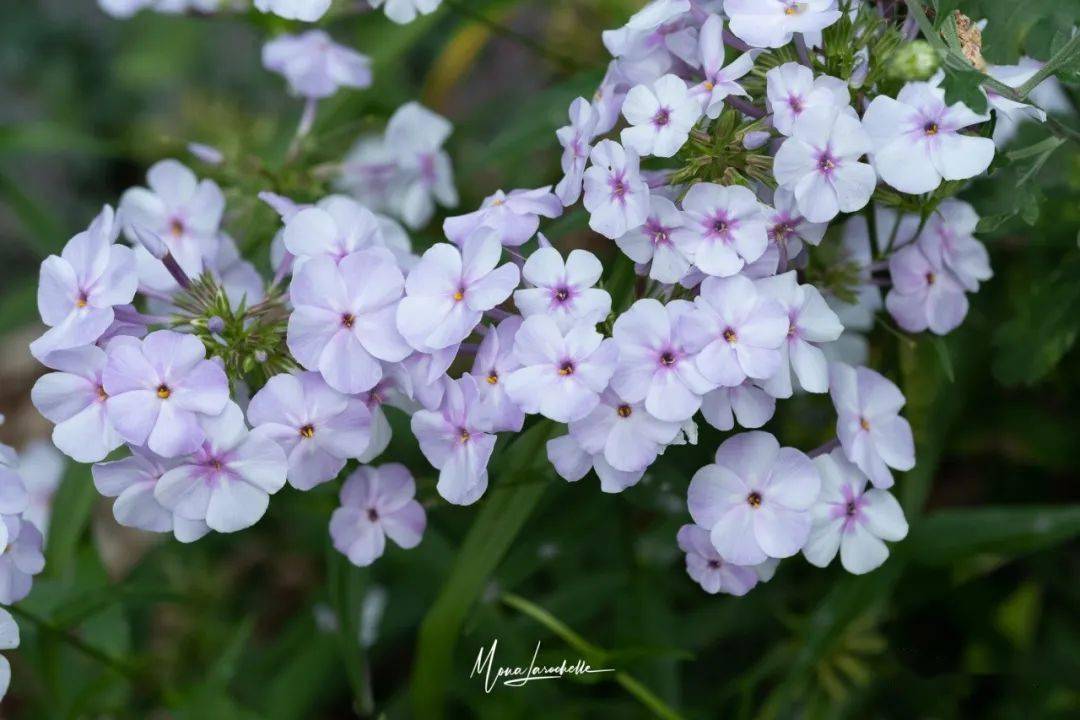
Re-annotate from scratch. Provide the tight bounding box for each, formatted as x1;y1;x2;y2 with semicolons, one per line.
887;40;940;81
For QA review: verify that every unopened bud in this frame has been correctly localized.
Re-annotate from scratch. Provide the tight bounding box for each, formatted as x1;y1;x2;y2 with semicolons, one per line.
132;226;168;260
187;142;224;165
887;40;939;81
207;316;225;334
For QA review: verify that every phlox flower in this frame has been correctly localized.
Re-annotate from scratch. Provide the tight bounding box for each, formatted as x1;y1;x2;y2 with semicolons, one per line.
766;62;850;136
384;102;458;229
621;74;702;158
444;187;562;247
470;316;525;433
0;608;18;701
862;82;994;194
30;205;137;361
615;196;693;284
262;30;372;99
773;106;876;223
368;0;442;24
986;58;1070;146
700;381;776;431
0;470;29;551
411;376;496;505
155;402;288;533
248;371;373;491
724;0;842;49
917;199;991;292
583;140;651;240
611;298;714;422
0;515;44;604
504;315;618;423
756;271;844;397
330;463;426;567
829;363;915;489
396;232;519;352
567;388;681;474
118;159;224;287
691;14;756;119
103;330;229;458
803;449;908;574
885;243;969;335
672;182;767;277
601;0;696;81
283;195;384;267
765;187;828;260
254;0;330;22
31;346;124;463
545;433;645;494
288;248;412;394
93;450;209;543
676;523;759;596
692;274;789;388
687;431;820;565
513;247;611;332
555;97;600;206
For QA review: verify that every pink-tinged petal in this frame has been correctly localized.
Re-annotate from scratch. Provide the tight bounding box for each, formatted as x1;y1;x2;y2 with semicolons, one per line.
593;455;643;493
318;330;383;394
465;263;519;311
521;246;565;287
147;403;204;457
173;517;210;543
114;481;173;533
794;171;840;223
423;301;480;350
143;330;206;377
858;367;906;417
316;398;372;458
405;244;462;298
926;286;968;334
171;361;228;415
52;404;122;463
802;515;844;568
839;522;889;574
831;162;877;214
340;248;404;311
437;444;491;505
688;463;747;529
870;415;915;472
288;306;342;369
230;430;288;493
731;383;776;427
736;343;782;381
283;207;338;258
697;341;746;387
146;159;197;206
765;447;820;509
286;441;346;490
714;431;779;484
90;245;138;307
546;435;592;482
754;504;811;558
460;231;502;284
711;504;766;565
155;465;212;520
645;369;702;422
31;371;96;423
106;391;161;447
773;137;817;186
353;303;412;362
694;239;745;277
382;501;426;549
330;509;386;566
885;289;929;333
564;249;603;288
861;489;909;541
205;476;271;533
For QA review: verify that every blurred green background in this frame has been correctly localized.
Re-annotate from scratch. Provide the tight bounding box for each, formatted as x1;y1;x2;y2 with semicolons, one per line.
1;1;1078;718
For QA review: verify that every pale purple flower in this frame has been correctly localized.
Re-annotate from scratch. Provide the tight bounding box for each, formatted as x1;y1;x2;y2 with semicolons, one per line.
676;523;759;596
774;106;876;223
803;449;909;574
621;74;702;158
31;346;123;463
396;233;520;352
513;247;611;332
724;0;842;49
765;187;828;260
687;431;820;565
504;315;618;423
0;516;44;604
756;271;844;397
592;61;633;136
545;433;644;494
330;463;426;566
16;441;65;537
885;244;968;335
248;371;373;491
582;140;651;240
917;199;991;292
187;142;224;165
673;182;767;277
693;274;789;387
262;30;372;99
444;187;562;247
283;195;384;267
288;248;412;394
700;381;776;431
862;82;995;194
254;0;330;21
154;402;288;533
411;376;495;505
766;62;850;136
0;471;29;552
691;15;756;119
829;363;915;489
986;58;1069;145
470;316;525;433
118;159;224;287
567;388;681;474
30;205;137;361
555;97;600;206
0;607;19;700
103;331;229;458
611;298;714;422
93;450;210;543
384;102;458;229
601;1;695;80
615;196;693;284
369;0;442;24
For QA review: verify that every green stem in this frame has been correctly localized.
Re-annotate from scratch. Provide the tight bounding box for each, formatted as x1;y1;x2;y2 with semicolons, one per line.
8;604;142;681
441;0;583;73
1016;34;1080;98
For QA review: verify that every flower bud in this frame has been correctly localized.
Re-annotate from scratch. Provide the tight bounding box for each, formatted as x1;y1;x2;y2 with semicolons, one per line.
132;226;168;260
887;40;939;81
207;316;225;334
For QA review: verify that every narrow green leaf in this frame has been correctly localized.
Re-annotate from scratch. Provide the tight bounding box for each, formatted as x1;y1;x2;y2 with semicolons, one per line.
44;466;98;577
411;420;554;719
906;505;1080;565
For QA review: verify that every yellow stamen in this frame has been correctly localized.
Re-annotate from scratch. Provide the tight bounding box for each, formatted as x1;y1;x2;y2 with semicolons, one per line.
156;384;171;399
300;424;315;439
453;291;464;301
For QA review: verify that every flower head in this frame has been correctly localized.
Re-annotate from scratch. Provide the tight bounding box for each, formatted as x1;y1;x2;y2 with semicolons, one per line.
724;0;842;49
555;98;600;206
282;195;386;267
383;102;458;229
567;388;681;474
885;243;969;335
583;140;651;240
673;183;768;277
0;516;44;604
692;15;756;119
368;0;442;24
917;199;992;292
330;463;426;567
470;316;525;432
513;247;611;332
254;0;331;22
621;74;702;158
444;186;562;247
766;62;850;135
676;523;760;595
615;196;693;284
262;30;372;99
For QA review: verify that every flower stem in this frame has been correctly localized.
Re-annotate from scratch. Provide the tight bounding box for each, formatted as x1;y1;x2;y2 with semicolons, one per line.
7;604;143;682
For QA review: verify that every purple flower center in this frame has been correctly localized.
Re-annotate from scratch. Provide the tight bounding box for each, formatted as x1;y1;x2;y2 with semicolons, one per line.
817;151;837;175
771;221;794;242
419;153;438;184
459;428;471;444
746;491;763;508
707;559;721;569
659;351;677;367
96;385;108;402
723;327;738;345
75;292;89;308
923;121;939;136
652;107;671;127
787;95;803;113
341;313;355;329
367;507;380;522
925;271;936;286
646;218;672;246
610;174;628;201
558;360;576;376
553;286;572;304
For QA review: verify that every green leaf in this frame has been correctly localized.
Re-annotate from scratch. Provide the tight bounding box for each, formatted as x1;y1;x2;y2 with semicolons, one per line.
44;466;98;577
411;420;555;719
941;65;989;114
906;506;1080;564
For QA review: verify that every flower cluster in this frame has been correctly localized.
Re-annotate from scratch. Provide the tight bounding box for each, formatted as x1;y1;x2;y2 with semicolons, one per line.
44;0;1057;614
99;0;442;24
